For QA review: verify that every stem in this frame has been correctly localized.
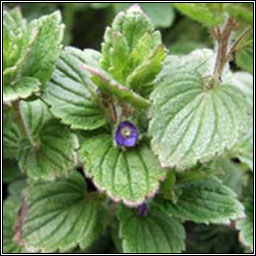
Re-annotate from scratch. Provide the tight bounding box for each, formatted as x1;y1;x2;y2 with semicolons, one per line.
101;93;117;124
109;101;117;124
226;26;253;62
212;16;238;81
13;101;27;139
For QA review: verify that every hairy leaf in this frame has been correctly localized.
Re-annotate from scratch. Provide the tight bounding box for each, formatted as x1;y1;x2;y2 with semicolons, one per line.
149;61;247;170
155;49;221;86
87;65;151;108
19;100;78;180
236;198;253;250
20;11;64;89
157;176;245;224
236;43;253;74
232;72;253;115
212;159;243;196
3;77;40;102
3;8;38;100
231;72;253;170
3;8;27;71
118;205;185;253
114;3;175;28
3;198;24;253
226;3;253;25
160;170;176;201
44;46;107;130
3;110;21;159
80;134;166;206
176;165;219;185
8;179;27;201
101;5;166;94
3;10;64;102
234;136;253;171
126;44;166;96
4;99;78;180
22;172;104;253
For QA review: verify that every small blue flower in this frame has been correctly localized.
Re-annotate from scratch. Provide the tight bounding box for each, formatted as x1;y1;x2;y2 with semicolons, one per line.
115;121;138;147
137;204;148;217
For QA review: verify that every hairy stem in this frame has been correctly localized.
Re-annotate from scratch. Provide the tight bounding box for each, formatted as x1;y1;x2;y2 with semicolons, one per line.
212;16;238;81
101;93;117;124
13;101;27;139
226;26;253;61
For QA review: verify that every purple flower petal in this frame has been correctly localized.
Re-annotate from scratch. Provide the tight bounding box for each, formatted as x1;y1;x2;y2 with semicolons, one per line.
138;204;148;217
123;137;137;147
115;130;125;145
115;121;139;147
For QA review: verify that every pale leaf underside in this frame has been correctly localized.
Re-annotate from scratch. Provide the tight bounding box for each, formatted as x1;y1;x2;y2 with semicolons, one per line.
149;68;247;170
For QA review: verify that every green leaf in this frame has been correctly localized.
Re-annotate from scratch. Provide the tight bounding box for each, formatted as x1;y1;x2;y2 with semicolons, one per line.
86;65;151;108
4;99;79;180
3;8;39;101
173;3;224;27
234;136;253;171
114;3;175;28
3;10;64;102
111;220;123;253
3;77;40;102
8;179;27;201
22;172;104;253
232;72;253;115
231;72;253;170
118;205;185;253
101;4;166;93
226;3;253;25
3;8;27;70
160;170;176;201
157;176;245;224
20;11;64;89
236;198;253;250
3;197;25;253
176;165;220;185
236;43;253;74
211;159;243;196
19;100;79;180
44;46;107;130
155;49;220;84
126;44;167;96
80;134;166;206
3;110;21;159
149;61;248;170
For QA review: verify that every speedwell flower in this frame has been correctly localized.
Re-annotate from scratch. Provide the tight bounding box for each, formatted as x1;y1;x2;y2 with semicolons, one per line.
115;121;138;147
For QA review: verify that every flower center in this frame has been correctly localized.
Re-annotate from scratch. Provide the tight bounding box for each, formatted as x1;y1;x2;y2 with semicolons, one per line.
121;126;132;138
